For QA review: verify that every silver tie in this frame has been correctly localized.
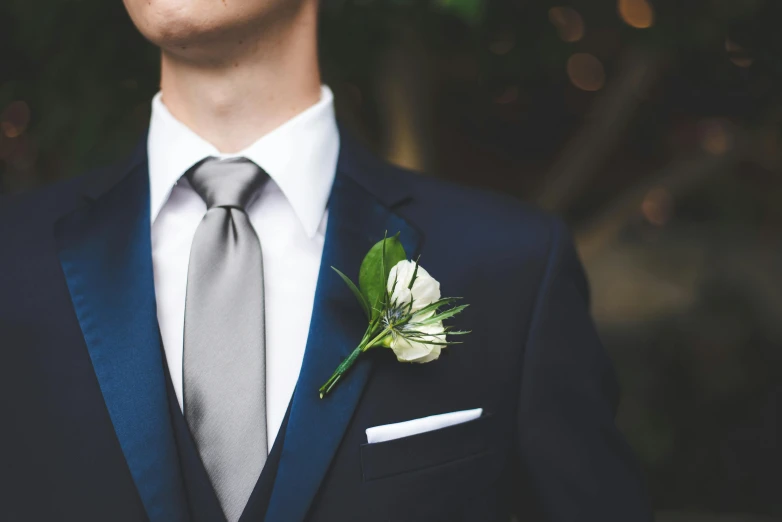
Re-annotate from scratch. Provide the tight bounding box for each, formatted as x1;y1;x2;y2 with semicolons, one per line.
183;157;268;522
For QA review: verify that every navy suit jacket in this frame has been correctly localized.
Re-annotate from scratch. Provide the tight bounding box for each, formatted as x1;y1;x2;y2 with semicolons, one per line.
0;129;653;521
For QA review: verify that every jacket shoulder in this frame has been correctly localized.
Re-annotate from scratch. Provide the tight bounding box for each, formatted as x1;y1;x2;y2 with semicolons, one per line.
0;174;87;233
377;160;567;262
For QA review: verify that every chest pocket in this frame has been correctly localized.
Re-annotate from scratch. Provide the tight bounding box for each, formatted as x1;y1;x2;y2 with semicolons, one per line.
360;413;492;481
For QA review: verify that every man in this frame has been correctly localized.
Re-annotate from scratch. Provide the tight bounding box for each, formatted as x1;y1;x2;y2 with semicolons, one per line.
0;0;653;521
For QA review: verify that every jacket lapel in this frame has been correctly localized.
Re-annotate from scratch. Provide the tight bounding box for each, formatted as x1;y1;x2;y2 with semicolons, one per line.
264;135;422;522
54;140;189;522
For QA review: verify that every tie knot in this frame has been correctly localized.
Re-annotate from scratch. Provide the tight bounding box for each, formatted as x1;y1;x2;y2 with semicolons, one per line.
187;157;268;210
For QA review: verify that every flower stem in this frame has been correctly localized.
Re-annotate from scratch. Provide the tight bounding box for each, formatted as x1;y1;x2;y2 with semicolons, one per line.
319;345;363;398
363;328;392;352
318;326;391;398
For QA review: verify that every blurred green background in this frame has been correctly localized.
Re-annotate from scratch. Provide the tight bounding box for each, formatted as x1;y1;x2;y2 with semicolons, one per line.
2;0;782;519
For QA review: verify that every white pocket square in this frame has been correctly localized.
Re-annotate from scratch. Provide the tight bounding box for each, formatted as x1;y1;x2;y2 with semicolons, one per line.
365;408;483;444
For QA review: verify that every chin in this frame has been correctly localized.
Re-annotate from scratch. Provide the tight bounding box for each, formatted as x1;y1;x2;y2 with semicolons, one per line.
123;0;289;51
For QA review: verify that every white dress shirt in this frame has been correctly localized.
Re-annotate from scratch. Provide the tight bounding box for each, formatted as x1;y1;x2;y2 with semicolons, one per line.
148;86;339;448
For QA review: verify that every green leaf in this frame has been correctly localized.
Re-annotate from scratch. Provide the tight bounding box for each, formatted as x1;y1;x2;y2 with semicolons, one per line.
394;331;462;347
443;328;472;335
435;0;485;26
359;233;407;320
408;255;421;290
412;297;461;317
332;267;370;319
409;304;469;326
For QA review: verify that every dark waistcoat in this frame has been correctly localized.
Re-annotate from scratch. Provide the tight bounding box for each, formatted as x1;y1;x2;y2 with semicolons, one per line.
163;356;291;522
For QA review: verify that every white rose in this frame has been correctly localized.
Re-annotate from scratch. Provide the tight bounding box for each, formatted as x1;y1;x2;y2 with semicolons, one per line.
383;260;447;363
387;260;441;312
389;320;446;363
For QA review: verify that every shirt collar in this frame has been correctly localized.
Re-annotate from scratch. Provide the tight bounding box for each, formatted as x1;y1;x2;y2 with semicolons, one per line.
147;85;339;238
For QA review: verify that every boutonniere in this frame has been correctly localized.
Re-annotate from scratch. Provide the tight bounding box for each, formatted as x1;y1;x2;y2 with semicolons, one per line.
319;233;470;398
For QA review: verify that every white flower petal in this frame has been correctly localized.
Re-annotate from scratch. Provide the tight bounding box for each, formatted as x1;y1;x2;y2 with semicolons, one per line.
390;335;434;362
389;320;446;364
412;344;442;363
387;260;441;312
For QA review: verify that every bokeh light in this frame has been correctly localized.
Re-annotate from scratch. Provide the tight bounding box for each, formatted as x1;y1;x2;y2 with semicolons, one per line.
548;7;585;43
489;31;515;55
1;101;31;139
641;187;673;226
725;38;753;68
567;53;606;92
618;0;655;29
494;85;519;105
699;119;733;156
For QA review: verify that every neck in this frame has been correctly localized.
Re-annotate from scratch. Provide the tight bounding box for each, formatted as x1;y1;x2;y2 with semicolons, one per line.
158;3;321;153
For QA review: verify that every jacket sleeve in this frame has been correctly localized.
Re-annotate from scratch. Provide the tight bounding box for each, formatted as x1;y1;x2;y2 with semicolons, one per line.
513;218;653;521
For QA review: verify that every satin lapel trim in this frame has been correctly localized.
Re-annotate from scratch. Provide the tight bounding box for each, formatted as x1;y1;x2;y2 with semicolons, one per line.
54;160;188;522
264;172;422;522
